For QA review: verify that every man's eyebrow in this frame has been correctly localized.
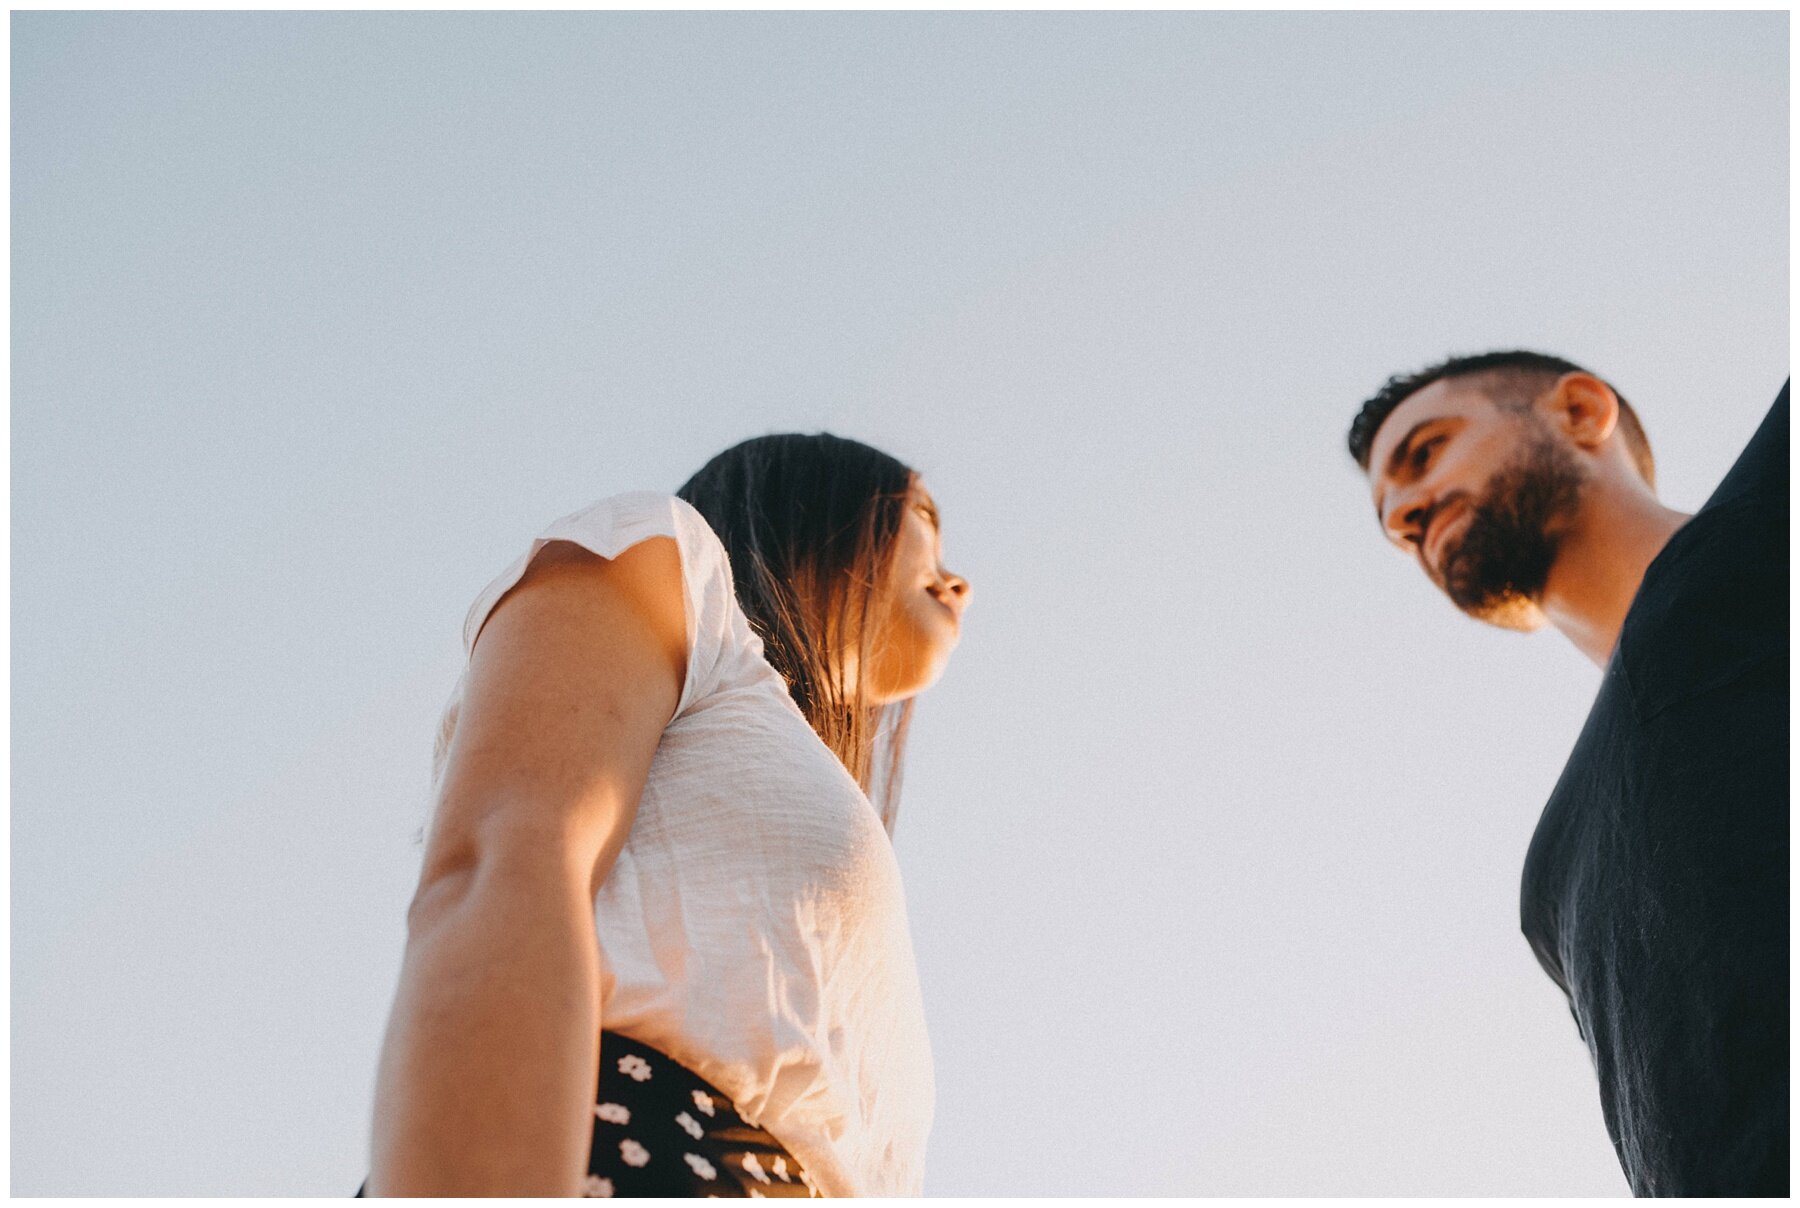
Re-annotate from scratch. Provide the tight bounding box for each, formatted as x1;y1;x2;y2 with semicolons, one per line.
1382;418;1440;480
1372;417;1441;522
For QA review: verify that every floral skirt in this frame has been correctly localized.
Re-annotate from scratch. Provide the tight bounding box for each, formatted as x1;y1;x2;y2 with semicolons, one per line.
359;1032;818;1198
583;1031;817;1198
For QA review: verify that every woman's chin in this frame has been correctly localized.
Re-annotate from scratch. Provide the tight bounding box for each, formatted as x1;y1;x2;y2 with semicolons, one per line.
866;651;955;705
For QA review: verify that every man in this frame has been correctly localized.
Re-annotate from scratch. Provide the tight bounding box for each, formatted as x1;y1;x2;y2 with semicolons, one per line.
1348;350;1788;1196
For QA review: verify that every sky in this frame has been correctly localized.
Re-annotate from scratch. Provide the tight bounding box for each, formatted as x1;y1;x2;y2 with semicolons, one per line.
11;11;1788;1197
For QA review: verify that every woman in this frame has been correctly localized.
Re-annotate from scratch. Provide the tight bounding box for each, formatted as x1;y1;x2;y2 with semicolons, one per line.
365;434;970;1197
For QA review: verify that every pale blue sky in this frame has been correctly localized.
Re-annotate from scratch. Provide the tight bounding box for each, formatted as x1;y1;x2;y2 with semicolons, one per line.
13;11;1788;1195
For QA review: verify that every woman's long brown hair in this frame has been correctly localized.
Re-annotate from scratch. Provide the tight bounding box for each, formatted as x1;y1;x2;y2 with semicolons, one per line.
677;433;916;832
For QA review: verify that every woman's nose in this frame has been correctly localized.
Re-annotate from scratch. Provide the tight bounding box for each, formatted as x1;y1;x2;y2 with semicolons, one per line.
937;567;970;607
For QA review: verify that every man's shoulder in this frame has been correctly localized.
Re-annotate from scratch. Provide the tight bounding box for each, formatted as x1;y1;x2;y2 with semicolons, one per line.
1615;385;1788;725
1700;381;1788;515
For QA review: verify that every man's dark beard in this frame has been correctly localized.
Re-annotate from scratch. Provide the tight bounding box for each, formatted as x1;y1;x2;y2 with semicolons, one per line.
1439;434;1584;625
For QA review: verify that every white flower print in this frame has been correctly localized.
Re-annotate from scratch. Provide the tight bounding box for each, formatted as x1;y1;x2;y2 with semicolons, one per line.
619;1139;650;1168
690;1089;716;1117
741;1153;772;1184
617;1054;653;1083
674;1111;704;1139
594;1102;631;1125
771;1156;791;1182
583;1174;614;1198
683;1152;717;1181
749;1191;765;1199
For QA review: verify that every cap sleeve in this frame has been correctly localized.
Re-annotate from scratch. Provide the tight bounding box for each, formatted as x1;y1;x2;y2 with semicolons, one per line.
460;491;740;719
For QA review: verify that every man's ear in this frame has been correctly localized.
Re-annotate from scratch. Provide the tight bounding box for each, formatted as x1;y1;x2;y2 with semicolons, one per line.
1538;372;1619;450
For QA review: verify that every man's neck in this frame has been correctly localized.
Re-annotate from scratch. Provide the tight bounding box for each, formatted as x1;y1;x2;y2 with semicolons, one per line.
1542;482;1691;667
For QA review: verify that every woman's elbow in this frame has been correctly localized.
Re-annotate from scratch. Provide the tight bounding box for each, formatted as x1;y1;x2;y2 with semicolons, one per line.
404;823;598;946
404;853;482;943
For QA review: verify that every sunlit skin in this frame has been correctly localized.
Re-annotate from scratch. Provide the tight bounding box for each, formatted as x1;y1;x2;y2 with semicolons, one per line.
859;480;971;704
1366;371;1690;666
368;482;968;1196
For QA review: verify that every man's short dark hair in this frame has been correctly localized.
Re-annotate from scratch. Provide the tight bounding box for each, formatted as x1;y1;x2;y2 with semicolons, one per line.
1348;350;1655;487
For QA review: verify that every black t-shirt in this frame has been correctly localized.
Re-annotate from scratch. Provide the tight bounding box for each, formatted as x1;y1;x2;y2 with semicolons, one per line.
1521;384;1789;1196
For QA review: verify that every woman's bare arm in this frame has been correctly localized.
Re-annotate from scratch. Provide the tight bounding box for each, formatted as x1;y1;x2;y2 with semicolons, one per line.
366;538;686;1196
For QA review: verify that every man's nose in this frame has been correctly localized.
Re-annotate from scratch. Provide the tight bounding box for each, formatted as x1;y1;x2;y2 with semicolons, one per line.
1382;488;1430;548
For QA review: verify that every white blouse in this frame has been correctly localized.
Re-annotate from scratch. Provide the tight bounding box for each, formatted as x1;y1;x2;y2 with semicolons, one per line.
437;491;935;1198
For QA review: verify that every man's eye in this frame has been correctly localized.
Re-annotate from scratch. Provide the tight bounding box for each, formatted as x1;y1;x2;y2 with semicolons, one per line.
1412;435;1444;470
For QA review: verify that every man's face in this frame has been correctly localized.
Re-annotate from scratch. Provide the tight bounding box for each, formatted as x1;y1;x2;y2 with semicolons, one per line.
1365;376;1585;630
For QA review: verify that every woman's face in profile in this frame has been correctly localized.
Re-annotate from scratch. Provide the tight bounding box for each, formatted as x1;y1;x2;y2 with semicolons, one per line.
860;479;969;704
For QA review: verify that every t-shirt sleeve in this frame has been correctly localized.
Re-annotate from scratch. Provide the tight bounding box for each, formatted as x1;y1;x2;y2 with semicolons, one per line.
459;491;740;719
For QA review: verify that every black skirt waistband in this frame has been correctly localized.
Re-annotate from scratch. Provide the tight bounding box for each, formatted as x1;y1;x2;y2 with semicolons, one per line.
357;1031;818;1198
